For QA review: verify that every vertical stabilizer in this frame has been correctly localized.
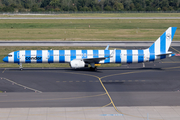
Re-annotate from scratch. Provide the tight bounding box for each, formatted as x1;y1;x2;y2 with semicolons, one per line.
148;27;177;54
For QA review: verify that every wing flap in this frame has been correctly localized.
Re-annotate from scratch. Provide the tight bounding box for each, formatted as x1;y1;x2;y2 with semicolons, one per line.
83;57;107;63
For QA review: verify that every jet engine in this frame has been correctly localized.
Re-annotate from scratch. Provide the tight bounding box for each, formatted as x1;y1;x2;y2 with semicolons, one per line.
70;59;86;68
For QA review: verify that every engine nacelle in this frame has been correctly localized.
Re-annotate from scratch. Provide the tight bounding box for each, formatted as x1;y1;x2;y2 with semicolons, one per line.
70;59;85;68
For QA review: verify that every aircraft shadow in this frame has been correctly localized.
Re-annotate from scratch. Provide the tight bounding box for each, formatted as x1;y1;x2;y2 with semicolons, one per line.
5;67;163;72
99;67;163;71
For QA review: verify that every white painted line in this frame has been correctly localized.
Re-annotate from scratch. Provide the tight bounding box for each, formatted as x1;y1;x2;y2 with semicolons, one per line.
101;114;123;116
1;77;42;93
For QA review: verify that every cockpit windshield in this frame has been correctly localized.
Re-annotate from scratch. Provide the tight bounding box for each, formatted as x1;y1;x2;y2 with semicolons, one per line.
8;55;12;57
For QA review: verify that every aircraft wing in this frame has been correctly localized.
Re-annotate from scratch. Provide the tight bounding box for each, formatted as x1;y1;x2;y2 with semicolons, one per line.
83;57;108;63
82;49;116;63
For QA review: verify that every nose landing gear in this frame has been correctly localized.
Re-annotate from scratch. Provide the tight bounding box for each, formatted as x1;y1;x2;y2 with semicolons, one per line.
19;63;23;71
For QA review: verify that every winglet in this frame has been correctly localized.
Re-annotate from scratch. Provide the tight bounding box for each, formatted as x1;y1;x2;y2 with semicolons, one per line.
105;45;109;50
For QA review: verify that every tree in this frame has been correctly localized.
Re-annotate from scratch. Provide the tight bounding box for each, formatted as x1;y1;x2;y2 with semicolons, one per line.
130;3;136;10
2;0;10;6
113;2;124;10
98;0;105;11
41;0;51;8
31;4;39;11
2;6;14;12
50;0;60;8
160;0;169;11
123;0;132;10
104;5;112;11
0;0;179;12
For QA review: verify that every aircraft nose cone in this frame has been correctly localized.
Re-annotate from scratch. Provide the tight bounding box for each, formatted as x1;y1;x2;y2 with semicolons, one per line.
3;56;8;62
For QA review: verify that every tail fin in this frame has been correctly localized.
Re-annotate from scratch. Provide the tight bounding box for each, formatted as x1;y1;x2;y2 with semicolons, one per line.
148;27;177;54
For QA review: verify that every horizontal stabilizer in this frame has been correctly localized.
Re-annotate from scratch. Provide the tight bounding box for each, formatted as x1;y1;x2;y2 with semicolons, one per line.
156;52;173;56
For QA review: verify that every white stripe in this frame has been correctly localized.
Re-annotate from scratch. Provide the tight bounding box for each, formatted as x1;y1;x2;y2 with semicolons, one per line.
42;50;48;63
53;50;59;63
87;50;93;59
99;50;104;63
8;52;14;63
132;50;138;63
19;50;25;63
76;50;82;59
121;50;127;63
155;38;160;55
166;27;171;52
110;50;114;63
31;50;36;63
65;50;70;62
143;49;149;62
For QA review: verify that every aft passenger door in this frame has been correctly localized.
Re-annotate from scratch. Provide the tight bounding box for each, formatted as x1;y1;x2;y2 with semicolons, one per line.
144;54;149;62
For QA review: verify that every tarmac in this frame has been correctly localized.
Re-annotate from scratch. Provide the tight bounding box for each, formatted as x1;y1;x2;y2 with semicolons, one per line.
0;41;180;47
0;46;180;120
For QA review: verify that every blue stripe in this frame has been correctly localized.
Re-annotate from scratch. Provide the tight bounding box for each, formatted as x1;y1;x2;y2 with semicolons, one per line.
115;50;121;63
127;50;132;63
14;51;19;63
160;32;166;59
171;27;177;41
48;50;53;63
59;50;65;63
25;50;31;63
104;50;110;63
138;50;144;63
82;50;87;59
93;50;99;64
37;50;42;63
93;50;98;58
160;55;166;59
71;50;76;61
149;44;155;61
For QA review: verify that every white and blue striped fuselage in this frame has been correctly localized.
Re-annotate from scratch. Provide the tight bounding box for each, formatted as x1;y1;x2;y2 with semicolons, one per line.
5;49;174;64
3;27;177;69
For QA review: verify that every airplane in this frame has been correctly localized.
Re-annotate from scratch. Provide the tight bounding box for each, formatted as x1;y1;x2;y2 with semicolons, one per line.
3;27;177;70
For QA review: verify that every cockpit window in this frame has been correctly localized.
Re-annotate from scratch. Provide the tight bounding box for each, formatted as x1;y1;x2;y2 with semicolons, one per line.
8;55;12;57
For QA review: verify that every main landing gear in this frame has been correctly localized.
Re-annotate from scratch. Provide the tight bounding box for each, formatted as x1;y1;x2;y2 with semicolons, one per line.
90;66;97;71
19;63;23;71
90;63;97;71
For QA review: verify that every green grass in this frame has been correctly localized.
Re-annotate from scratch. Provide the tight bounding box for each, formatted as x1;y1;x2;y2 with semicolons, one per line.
1;13;180;17
0;19;179;41
0;46;121;68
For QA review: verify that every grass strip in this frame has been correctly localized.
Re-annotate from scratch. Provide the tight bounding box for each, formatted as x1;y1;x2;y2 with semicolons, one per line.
0;19;179;41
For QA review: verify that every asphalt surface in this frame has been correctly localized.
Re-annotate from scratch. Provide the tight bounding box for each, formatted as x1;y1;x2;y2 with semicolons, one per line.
0;46;180;108
1;17;180;19
0;41;180;47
